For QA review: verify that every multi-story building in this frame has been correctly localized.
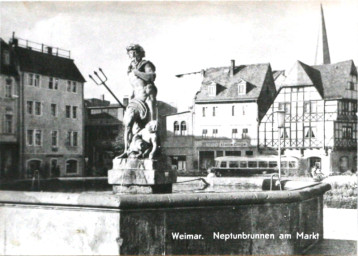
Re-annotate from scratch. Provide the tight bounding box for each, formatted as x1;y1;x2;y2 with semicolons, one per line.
259;60;357;175
0;39;19;179
9;36;86;178
163;60;277;172
84;97;124;176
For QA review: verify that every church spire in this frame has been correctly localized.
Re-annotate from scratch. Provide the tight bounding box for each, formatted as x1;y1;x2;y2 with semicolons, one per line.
315;4;331;64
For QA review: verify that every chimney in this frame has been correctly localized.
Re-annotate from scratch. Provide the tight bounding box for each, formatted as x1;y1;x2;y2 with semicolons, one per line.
201;69;206;78
230;60;235;77
101;94;105;102
123;96;129;107
47;47;53;55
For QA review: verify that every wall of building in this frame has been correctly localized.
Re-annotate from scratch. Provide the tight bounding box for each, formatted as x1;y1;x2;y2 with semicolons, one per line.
21;72;84;177
194;102;258;144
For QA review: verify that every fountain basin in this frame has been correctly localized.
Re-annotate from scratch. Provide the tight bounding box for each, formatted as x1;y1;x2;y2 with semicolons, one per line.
0;181;330;255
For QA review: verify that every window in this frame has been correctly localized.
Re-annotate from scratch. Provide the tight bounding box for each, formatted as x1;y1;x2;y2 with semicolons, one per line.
232;106;235;116
35;130;42;146
67;131;72;145
28;74;33;86
259;161;268;168
3;50;10;65
72;106;77;119
212;107;216;116
66;160;78;174
66;106;71;118
67;131;78;146
5;115;12;133
212;129;218;137
242;128;248;138
229;161;239;168
240;161;247;168
5;79;12;98
269;161;278;168
202;129;208;138
72;82;77;93
232;129;238;138
248;161;257;168
174;121;179;135
347;81;354;90
342;126;353;139
73;132;78;147
279;102;290;113
242;106;245;115
51;104;57;117
202;107;206;117
180;121;186;135
220;161;227;168
49;77;54;89
35;102;41;115
238;83;245;95
67;81;72;92
225;151;241;156
51;131;58;146
304;127;316;138
54;78;58;90
27;130;33;145
34;75;40;87
208;85;215;96
245;151;253;156
27;101;33;114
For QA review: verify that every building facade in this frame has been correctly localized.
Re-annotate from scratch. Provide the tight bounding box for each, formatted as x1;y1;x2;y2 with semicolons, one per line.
259;60;357;175
8;36;86;178
84;98;124;176
0;39;19;179
163;60;277;172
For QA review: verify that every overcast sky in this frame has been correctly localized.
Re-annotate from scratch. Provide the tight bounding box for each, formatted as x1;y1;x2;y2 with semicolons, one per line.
1;1;357;110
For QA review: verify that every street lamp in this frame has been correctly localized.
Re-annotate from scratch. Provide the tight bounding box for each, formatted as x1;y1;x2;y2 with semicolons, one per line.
275;108;286;180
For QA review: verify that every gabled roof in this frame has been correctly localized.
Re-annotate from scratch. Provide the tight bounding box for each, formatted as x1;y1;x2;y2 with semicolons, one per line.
313;60;356;99
280;60;356;100
0;39;18;76
14;46;86;82
195;63;271;102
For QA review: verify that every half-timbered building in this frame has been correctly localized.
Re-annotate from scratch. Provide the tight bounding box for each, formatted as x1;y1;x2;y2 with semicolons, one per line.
259;60;357;175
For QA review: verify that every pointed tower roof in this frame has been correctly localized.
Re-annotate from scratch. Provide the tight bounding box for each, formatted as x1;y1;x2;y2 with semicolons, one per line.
315;4;331;64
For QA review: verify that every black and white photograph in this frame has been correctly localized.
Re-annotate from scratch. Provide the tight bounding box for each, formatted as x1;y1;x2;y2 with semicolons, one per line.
0;0;357;255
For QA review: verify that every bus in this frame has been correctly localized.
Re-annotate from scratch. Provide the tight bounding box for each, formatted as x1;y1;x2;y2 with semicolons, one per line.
209;155;300;176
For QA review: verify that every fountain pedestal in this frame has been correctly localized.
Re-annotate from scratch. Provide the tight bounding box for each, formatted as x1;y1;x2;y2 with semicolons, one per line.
108;158;177;193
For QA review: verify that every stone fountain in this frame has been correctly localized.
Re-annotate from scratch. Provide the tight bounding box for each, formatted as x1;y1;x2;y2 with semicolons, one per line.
108;44;176;193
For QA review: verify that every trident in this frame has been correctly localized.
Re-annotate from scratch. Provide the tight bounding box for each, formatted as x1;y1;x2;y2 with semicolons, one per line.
89;68;123;106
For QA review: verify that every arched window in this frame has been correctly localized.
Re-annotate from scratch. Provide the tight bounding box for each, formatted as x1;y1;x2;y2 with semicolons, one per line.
181;121;187;135
174;121;180;136
66;159;78;174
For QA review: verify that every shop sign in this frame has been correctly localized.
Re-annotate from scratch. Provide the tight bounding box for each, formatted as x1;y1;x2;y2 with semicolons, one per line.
199;140;250;147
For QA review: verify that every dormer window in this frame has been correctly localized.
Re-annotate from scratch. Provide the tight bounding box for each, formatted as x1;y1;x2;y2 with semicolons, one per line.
237;80;247;95
208;82;217;96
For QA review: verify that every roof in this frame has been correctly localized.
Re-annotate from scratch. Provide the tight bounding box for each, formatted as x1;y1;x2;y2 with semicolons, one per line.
281;60;356;100
0;39;18;76
195;63;271;102
215;155;299;161
14;46;85;82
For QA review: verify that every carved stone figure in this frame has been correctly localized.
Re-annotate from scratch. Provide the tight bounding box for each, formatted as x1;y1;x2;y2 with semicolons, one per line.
124;121;158;159
121;44;158;156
